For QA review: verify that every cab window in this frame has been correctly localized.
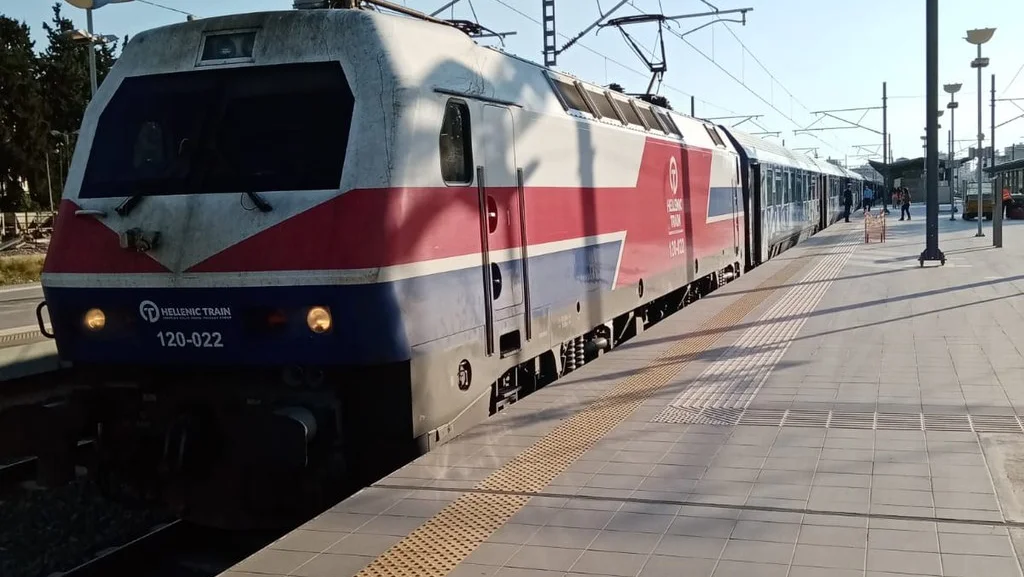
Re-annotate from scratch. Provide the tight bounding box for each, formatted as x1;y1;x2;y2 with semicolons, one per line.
440;100;473;184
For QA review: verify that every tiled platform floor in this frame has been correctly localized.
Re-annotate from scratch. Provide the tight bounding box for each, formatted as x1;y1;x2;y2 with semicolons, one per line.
222;208;1024;577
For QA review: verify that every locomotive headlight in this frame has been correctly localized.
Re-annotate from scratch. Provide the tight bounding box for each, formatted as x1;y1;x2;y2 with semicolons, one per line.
306;306;332;334
83;308;106;332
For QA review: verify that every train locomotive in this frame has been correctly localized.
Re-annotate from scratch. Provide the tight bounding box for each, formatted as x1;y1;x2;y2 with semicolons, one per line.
38;3;864;526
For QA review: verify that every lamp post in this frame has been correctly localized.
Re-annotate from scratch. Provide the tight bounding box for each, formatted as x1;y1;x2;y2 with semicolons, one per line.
49;130;77;202
63;0;132;95
920;0;944;266
967;27;995;237
944;83;961;220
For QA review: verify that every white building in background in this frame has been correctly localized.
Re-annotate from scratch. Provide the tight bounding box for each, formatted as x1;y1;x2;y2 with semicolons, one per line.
961;144;1024;184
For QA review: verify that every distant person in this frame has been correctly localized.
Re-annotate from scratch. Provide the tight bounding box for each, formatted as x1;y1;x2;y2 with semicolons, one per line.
900;188;911;221
1002;187;1014;219
892;188;901;209
843;186;853;222
863;187;874;211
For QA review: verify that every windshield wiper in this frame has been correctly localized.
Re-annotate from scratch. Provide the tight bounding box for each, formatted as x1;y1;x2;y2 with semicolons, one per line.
117;191;272;218
246;191;273;212
116;194;143;217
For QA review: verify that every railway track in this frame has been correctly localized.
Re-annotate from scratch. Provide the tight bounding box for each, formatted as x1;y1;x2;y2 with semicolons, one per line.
0;439;94;492
57;519;281;577
57;520;189;577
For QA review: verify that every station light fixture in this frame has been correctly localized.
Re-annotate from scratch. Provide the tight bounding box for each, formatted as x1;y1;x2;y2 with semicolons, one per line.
966;27;995;237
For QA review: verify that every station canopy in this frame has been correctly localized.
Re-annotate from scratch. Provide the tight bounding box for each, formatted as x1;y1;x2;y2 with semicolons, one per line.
868;156;961;181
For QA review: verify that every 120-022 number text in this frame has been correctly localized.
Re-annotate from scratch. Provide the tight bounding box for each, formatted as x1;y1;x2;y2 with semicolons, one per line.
156;331;224;348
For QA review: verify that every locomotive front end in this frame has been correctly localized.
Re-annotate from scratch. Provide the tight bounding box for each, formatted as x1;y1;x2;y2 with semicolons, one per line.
39;10;415;527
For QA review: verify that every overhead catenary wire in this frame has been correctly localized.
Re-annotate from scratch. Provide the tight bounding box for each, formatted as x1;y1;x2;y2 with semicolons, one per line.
1003;61;1024;96
135;0;195;18
674;27;853;156
614;0;850;156
486;0;738;116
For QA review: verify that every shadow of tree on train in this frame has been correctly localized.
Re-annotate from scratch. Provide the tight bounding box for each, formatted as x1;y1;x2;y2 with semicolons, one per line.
374;45;613;440
382;53;546;274
366;34;1023;470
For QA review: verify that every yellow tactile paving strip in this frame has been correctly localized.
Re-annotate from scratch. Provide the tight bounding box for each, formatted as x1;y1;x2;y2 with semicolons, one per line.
356;254;815;577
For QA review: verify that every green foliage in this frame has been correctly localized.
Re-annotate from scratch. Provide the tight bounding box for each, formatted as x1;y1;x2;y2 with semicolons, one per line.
0;15;46;210
0;254;44;285
0;3;120;212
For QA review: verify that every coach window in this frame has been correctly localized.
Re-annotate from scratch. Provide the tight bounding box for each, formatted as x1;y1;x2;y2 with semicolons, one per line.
765;168;774;206
775;170;783;206
440;99;473;184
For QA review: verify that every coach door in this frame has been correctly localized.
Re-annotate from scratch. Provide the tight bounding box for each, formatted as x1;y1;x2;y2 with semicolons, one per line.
477;104;529;357
817;175;826;230
750;163;763;266
732;158;742;258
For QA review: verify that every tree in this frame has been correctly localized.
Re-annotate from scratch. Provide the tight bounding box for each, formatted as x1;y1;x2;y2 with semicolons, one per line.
32;3;119;209
0;15;46;210
38;3;118;134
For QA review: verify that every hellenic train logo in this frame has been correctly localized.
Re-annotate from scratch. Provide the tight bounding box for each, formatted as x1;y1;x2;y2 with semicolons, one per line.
139;300;161;323
669;156;679;195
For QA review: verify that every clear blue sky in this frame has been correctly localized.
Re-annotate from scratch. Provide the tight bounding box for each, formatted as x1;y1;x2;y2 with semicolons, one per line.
7;0;1024;165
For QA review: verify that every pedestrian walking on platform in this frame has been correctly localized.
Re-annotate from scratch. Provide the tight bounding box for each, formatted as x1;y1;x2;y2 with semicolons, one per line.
843;186;853;222
863;187;874;211
900;188;911;220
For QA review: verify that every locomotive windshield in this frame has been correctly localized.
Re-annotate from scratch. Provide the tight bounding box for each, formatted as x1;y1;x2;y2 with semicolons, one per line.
80;61;353;199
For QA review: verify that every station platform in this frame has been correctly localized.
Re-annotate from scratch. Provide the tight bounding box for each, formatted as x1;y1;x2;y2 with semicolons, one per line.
222;206;1024;577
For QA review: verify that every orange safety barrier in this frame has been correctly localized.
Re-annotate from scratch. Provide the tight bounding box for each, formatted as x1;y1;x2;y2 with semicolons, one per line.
864;209;886;243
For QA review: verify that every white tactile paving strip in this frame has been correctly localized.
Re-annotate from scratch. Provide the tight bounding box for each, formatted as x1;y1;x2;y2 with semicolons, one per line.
652;406;1024;433
656;235;860;418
